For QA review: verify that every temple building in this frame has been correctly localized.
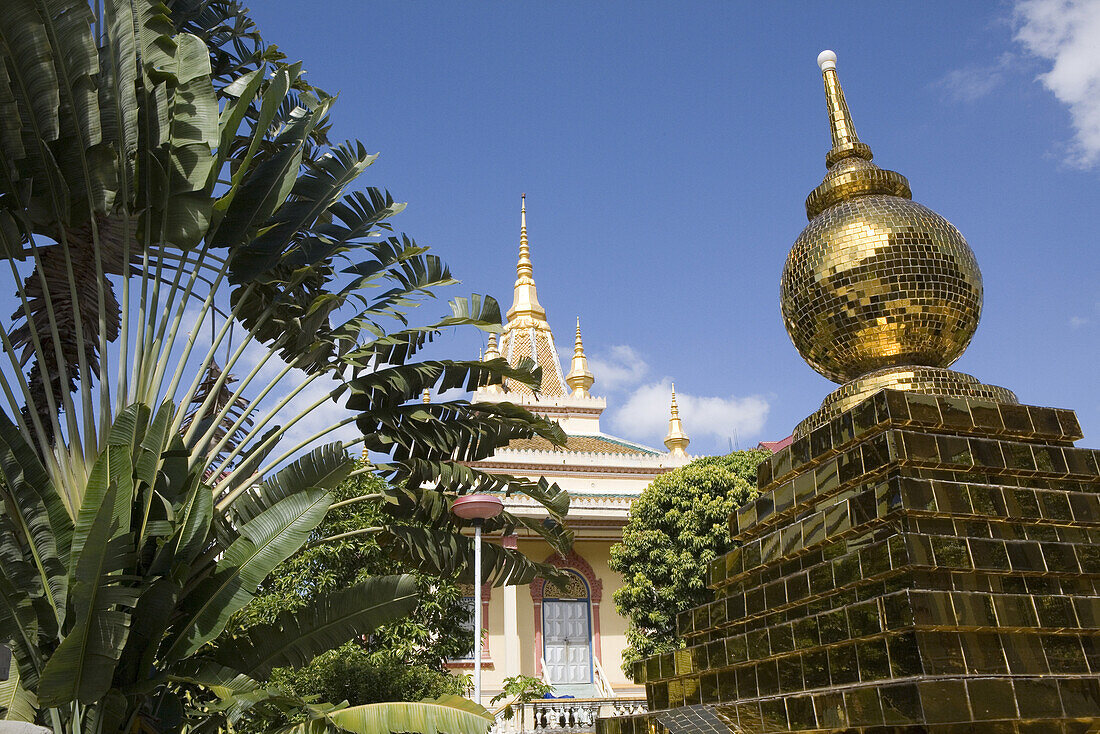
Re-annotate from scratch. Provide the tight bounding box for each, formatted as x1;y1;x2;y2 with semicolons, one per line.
456;195;694;705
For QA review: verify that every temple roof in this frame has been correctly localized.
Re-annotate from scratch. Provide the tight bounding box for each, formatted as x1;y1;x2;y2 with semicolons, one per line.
505;434;660;456
475;195;692;473
757;435;793;453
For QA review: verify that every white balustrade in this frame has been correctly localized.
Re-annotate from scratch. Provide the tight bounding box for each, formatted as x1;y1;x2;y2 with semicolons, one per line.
491;699;648;734
609;700;648;718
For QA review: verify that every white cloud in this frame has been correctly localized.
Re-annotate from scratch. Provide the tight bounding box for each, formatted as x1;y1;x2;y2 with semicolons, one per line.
588;344;649;392
1070;315;1090;328
1015;0;1100;167
937;54;1014;101
610;378;770;450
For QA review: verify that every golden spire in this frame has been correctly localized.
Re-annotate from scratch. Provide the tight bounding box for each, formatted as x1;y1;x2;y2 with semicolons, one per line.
497;194;569;398
506;193;548;323
817;50;873;166
565;317;595;398
781;50;1005;437
664;383;690;457
482;333;504;394
422;389;431;403
803;51;910;219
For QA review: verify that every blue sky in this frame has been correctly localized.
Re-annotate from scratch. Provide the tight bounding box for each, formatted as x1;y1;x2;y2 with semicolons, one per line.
249;1;1100;455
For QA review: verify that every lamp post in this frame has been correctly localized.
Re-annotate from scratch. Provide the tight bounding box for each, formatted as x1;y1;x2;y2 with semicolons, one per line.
451;493;504;705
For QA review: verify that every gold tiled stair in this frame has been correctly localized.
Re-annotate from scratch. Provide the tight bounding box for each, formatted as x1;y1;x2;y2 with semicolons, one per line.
597;389;1100;734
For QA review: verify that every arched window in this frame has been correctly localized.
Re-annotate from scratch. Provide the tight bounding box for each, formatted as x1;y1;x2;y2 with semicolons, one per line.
540;570;593;685
447;583;491;667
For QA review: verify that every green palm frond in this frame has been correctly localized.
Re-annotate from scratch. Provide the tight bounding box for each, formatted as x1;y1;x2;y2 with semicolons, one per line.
211;574;417;678
0;1;572;730
0;665;38;722
164;489;333;664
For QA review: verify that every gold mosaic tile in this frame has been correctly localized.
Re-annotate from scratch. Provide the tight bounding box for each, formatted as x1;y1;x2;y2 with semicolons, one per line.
599;392;1100;734
781;194;983;385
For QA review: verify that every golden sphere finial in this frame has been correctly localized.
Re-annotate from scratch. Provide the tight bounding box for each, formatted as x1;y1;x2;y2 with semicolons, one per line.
781;53;983;385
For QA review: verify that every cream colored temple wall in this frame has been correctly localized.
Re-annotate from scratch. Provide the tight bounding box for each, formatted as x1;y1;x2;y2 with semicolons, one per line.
470;538;644;702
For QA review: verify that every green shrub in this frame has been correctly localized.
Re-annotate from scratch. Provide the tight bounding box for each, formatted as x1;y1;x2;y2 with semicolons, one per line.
270;644;468;705
610;451;768;676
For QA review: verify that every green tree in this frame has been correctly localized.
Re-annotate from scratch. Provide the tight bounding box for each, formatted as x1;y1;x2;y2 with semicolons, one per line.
609;451;768;676
268;646;467;712
233;467;569;726
235;469;472;669
0;1;573;732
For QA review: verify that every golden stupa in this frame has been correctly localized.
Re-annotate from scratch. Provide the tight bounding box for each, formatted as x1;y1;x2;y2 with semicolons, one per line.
783;50;1015;436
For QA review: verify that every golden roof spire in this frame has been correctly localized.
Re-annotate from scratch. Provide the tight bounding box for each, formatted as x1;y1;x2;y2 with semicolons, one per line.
497;194;569;398
780;50;1009;438
506;193;547;323
565;317;595;398
482;334;504;394
485;333;500;360
664;383;690;457
422;389;431;403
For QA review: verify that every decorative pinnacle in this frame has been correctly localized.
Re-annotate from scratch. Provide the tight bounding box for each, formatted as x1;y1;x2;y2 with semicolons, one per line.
507;193;547;323
482;334;504;394
518;193;530;275
818;50;873;167
565;317;595;398
422;389;431;403
804;51;911;219
664;382;690;457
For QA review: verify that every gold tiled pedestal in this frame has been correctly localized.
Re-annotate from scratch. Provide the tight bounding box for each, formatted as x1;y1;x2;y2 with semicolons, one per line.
597;390;1100;733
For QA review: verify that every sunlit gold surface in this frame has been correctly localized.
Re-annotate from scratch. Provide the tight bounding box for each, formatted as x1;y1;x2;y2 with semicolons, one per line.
565;317;595;397
794;366;1018;437
782;195;983;383
820;58;872;167
498;195;569;397
597;51;1099;734
507;193;547;323
481;334;504;394
599;391;1100;734
664;383;690;457
781;57;983;386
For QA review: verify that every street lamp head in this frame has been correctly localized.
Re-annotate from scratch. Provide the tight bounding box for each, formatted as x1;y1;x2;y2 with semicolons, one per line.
452;493;505;522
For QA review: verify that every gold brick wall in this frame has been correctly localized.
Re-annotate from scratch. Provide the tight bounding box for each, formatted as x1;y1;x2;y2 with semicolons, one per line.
598;390;1100;733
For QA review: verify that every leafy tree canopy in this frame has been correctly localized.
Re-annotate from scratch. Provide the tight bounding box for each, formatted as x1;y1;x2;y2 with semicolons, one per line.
268;644;466;714
609;451;768;676
234;467;472;668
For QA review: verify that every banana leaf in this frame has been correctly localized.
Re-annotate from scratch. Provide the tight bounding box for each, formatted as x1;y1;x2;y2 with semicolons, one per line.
163;489;333;663
0;660;38;722
212;574;417;678
279;695;494;734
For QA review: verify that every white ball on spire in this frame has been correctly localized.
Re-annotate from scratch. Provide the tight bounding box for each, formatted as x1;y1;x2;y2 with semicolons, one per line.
817;49;837;71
